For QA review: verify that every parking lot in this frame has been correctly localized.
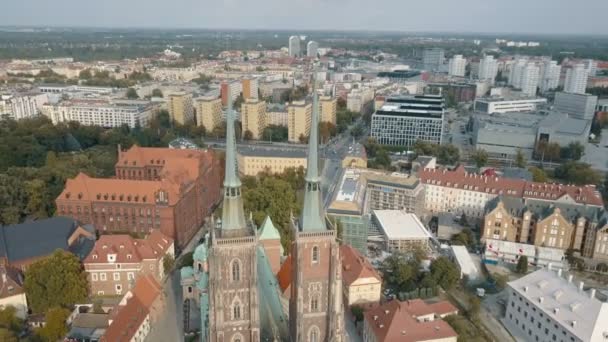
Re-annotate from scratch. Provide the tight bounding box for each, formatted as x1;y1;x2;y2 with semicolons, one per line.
581;128;608;172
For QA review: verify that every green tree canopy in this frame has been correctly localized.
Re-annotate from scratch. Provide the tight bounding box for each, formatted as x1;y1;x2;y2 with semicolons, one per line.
126;88;139;99
37;307;70;342
471;149;489;169
151;88;163;98
515;149;526;168
516;255;528;274
24;250;88;313
553;161;602;185
430;257;460;290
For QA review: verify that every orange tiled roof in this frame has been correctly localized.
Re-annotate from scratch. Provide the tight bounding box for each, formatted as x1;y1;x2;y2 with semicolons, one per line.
58;172;181;205
131;274;161;309
117;145;212;171
340;245;381;287
277;254;292;296
364;300;458;342
101;296;148;342
84;231;173;264
420;165;603;206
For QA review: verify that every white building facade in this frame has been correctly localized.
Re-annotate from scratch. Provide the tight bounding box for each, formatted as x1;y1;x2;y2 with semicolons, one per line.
565;64;588;94
540;61;561;93
288;36;300;57
448;55;466;77
479;55;499;83
306;41;319;58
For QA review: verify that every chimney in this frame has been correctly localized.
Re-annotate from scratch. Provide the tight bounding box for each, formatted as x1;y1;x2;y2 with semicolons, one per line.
568;275;573;283
524;286;529;292
554;308;559;314
548;263;553;271
557;269;562;277
578;281;584;291
539;297;544;304
590;289;596;299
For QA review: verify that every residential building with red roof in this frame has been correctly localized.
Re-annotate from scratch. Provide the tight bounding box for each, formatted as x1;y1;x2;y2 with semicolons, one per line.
363;299;458;342
83;231;173;296
421;165;603;219
340;245;382;308
56;145;222;247
100;274;162;342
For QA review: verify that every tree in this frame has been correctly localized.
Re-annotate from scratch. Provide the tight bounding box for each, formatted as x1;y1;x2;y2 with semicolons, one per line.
299;134;308;144
515;149;526;168
24;250;88;313
529;166;548;182
351;306;364;323
381;254;418;291
0;306;23;332
466;295;481;319
92;299;104;314
471;149;488;169
0;328;17;342
553;161;602;185
430;257;460;290
493;273;509;290
151;88;163;98
561;142;585;161
178;252;194;268
37;307;70;342
319;122;336;143
451;229;474;247
516;256;528;274
243;130;254;141
78;69;93;80
351;125;364;139
163;254;175;273
437;145;460;165
126;88;139;99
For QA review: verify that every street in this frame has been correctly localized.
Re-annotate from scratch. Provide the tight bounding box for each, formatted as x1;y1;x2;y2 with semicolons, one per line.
146;225;209;342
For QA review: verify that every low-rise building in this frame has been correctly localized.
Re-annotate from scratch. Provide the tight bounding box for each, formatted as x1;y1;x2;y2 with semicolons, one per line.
363;299;458;342
483;238;566;268
83;231;173;296
474;96;547;114
236;146;307;176
340;245;381;308
0;217;95;270
371;210;433;253
553;92;598;121
450;245;480;281
504;268;608;342
0;265;27;318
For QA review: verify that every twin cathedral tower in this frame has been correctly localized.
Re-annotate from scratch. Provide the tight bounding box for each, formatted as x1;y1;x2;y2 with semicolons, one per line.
207;79;345;342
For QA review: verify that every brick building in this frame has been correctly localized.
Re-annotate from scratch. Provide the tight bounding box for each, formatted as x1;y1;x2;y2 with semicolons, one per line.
482;196;608;261
83;231;173;296
57;146;222;247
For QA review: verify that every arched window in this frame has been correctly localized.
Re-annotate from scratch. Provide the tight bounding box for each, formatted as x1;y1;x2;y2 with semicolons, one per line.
232;333;244;342
231;259;241;282
233;302;241;320
197;263;202;272
308;326;320;342
312;246;319;264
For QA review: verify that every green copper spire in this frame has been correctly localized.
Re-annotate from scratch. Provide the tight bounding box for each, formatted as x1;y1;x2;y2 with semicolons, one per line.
300;75;326;231
221;87;247;231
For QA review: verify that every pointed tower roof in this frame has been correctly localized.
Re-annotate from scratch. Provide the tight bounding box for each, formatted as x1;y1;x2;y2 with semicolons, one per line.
259;216;281;241
299;75;326;231
220;87;247;232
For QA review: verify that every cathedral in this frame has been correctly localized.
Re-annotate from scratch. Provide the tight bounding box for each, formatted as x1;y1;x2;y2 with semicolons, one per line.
181;84;344;342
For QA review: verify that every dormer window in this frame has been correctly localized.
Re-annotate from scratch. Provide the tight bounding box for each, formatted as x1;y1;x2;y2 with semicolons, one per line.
108;254;116;263
127;254;132;260
92;254;98;259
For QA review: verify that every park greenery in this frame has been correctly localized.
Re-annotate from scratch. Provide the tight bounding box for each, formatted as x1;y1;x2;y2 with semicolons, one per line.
413;140;461;165
261;125;289;142
241;167;306;252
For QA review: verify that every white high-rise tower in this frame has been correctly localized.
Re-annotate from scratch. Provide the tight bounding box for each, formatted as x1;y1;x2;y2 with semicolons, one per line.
448;55;466;77
288;36;301;57
478;55;498;83
565;63;588;94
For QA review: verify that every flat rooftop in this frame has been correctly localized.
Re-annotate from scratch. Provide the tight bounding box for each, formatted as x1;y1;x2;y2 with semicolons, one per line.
373;210;432;240
476;96;547;103
328;169;366;215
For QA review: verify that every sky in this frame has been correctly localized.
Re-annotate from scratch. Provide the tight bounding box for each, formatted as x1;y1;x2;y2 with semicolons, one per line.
1;0;607;35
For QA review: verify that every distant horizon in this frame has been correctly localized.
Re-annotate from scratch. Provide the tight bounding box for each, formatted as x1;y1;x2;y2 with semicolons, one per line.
1;0;607;36
2;25;608;40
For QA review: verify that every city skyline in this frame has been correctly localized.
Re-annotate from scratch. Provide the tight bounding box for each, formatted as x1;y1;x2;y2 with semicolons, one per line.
1;0;608;35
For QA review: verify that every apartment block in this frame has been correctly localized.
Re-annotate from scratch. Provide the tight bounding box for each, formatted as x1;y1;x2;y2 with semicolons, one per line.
195;96;222;133
220;81;242;106
236;146;306;176
241;78;259;100
168;92;194;125
319;96;337;125
84;231;173;296
241;99;267;139
287;100;312;143
42;99;157;128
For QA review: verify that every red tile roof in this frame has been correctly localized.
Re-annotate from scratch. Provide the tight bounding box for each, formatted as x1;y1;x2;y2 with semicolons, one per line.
117;145;213;172
340;245;381;287
276;254;292;297
420;165;603;206
84;231;173;264
131;274;162;309
101;296;148;342
364;300;458;342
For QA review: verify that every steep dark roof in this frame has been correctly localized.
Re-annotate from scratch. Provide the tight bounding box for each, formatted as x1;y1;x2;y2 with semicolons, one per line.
0;217;94;263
